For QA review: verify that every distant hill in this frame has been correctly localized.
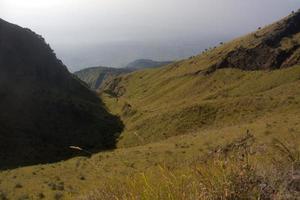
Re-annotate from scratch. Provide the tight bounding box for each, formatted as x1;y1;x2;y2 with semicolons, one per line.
0;19;123;169
74;66;132;90
125;59;173;70
74;59;172;90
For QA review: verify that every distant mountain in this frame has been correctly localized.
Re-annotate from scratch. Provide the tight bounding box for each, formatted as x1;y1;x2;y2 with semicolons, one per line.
55;39;216;71
125;59;173;70
0;19;123;169
74;59;172;90
74;66;132;90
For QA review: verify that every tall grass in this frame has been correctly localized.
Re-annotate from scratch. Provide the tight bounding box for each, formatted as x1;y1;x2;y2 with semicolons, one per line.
80;157;262;199
79;134;299;200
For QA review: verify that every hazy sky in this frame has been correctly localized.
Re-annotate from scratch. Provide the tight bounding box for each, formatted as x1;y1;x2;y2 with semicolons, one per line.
2;0;300;71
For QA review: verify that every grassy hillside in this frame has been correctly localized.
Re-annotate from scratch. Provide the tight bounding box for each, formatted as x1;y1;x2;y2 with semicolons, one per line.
0;19;123;169
1;10;300;200
102;66;300;148
74;66;132;90
101;10;300;148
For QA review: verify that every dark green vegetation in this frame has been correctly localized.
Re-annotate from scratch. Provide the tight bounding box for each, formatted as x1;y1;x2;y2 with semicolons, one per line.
74;66;132;90
0;19;123;169
74;59;172;90
1;10;300;200
124;59;173;70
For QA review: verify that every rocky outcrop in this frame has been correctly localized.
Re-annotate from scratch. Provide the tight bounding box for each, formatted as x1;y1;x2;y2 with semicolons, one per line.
211;10;300;71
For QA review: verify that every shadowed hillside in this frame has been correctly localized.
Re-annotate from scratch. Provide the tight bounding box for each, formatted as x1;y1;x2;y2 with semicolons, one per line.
0;19;123;169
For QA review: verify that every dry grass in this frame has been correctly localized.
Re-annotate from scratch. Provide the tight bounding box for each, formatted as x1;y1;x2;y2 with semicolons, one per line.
79;134;300;200
102;65;300;148
0;116;299;199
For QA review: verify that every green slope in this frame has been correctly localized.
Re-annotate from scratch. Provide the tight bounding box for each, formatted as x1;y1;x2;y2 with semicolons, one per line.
125;59;173;70
74;66;132;90
101;10;300;147
102;66;300;147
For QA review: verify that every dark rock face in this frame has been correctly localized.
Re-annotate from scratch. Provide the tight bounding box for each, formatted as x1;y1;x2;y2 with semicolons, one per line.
263;10;300;47
102;76;126;98
0;19;123;169
215;44;300;70
213;11;300;71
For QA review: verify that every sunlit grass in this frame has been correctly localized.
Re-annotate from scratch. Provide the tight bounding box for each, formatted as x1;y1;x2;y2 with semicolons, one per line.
80;134;300;200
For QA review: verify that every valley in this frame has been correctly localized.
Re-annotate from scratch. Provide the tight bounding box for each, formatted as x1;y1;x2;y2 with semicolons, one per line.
0;8;300;200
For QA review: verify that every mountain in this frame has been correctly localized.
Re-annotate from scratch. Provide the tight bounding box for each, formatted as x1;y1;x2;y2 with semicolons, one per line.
125;59;173;70
74;59;172;90
74;66;132;90
0;19;123;169
101;10;300;147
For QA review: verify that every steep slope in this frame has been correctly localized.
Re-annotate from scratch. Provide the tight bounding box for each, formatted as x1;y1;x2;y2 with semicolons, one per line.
210;10;300;71
0;19;123;169
125;59;173;70
74;66;132;90
101;10;300;147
